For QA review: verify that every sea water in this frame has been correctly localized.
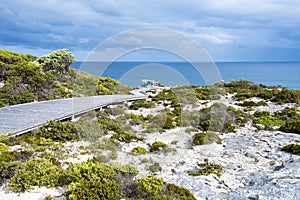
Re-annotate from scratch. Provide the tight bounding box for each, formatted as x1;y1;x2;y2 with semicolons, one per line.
72;62;300;90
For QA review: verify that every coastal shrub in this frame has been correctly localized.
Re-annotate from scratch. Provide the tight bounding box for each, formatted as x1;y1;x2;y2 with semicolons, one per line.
224;80;256;94
143;126;163;134
225;80;300;104
66;176;121;200
274;107;300;121
76;118;105;141
163;115;176;129
147;162;162;173
128;113;145;126
237;100;268;107
251;111;282;127
198;120;211;132
152;89;177;102
8;157;65;192
270;88;300;104
194;87;211;100
172;85;199;105
129;99;155;110
37;120;79;142
34;49;74;78
279;120;300;134
73;71;99;96
136;176;164;195
3;133;53;152
0;142;9;153
97;116;119;134
188;159;222;177
97;77;130;95
192;131;222;145
131;146;147;155
0;151;21;184
281;144;300;155
110;162;139;176
44;195;54;200
111;131;145;143
181;111;199;127
66;160;121;200
164;183;196;200
197;104;248;132
226;106;249;126
91;137;118;160
223;122;236;133
107;106;126;116
150;141;168;152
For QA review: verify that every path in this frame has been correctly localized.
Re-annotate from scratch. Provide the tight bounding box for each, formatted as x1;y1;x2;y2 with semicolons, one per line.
0;89;147;135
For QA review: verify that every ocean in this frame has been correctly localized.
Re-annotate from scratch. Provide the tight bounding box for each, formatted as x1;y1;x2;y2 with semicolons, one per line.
71;62;300;90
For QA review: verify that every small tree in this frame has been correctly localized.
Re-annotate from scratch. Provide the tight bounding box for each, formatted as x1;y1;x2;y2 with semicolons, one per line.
34;49;75;77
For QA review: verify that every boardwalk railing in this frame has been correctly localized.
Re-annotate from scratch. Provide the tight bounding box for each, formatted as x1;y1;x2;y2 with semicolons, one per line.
0;88;148;136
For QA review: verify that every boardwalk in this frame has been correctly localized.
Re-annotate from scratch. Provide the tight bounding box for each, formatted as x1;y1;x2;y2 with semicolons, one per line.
0;89;147;135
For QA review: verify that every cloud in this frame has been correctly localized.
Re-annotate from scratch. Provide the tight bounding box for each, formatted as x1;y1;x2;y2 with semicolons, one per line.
0;0;300;61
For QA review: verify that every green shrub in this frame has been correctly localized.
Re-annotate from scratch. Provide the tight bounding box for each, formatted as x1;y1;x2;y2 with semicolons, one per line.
0;151;21;184
281;144;300;155
44;195;54;200
237;100;268;107
222;122;236;133
8;157;65;192
97;77;130;95
280;120;300;134
66;160;121;200
110;162;139;176
274;107;300;121
164;183;196;200
128;113;145;126
188;159;222;177
181;111;199;127
0;142;9;153
251;111;282;127
73;71;99;96
131;146;147;155
226;106;249;126
129;99;155;110
271;88;300;104
37;120;79;142
163;115;176;129
136;176;164;195
66;176;121;200
76;118;105;141
147;162;162;173
192;131;222;145
150;141;168;152
111;131;144;143
141;158;149;163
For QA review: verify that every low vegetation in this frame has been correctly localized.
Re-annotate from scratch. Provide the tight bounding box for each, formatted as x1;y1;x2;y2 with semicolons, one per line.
129;99;156;110
150;141;168;152
188;158;222;177
192;131;222;145
0;50;131;107
224;79;300;104
97;77;130;95
131;146;147;155
279;120;300;134
2;49;300;199
281;144;300;155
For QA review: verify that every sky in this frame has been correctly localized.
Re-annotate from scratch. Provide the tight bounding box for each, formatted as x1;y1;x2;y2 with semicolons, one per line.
1;0;300;62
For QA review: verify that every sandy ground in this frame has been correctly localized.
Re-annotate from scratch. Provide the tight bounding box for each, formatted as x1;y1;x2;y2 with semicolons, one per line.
1;90;299;200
